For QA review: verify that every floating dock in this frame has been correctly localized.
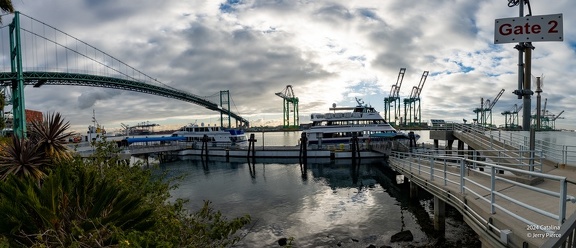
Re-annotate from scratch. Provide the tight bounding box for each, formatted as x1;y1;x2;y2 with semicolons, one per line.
178;145;386;159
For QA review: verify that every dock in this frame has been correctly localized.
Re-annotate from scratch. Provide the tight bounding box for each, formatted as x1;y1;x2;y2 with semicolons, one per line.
72;139;387;160
387;123;576;247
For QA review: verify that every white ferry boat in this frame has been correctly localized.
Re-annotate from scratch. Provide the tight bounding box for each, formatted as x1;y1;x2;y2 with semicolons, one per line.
171;123;248;147
304;98;416;147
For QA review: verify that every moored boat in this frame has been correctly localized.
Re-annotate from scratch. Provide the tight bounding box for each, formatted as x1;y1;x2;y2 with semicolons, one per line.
171;122;247;147
304;98;418;148
86;110;106;142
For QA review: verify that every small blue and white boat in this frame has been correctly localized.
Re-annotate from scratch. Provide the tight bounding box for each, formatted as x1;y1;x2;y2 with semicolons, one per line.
171;122;248;147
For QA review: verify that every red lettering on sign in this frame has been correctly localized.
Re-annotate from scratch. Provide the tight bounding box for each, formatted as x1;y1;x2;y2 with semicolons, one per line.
548;20;559;33
499;24;512;35
499;23;544;36
514;25;523;34
532;24;541;34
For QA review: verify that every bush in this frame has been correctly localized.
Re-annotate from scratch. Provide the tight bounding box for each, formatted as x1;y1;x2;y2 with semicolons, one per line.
0;117;251;247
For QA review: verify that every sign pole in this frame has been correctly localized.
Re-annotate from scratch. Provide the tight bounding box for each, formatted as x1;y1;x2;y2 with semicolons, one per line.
495;4;562;132
516;0;524;102
523;43;533;131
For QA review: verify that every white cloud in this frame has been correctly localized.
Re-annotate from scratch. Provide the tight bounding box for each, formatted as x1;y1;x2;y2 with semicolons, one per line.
3;0;575;132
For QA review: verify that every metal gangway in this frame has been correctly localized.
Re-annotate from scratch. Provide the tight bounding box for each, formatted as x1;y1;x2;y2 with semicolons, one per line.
385;124;576;247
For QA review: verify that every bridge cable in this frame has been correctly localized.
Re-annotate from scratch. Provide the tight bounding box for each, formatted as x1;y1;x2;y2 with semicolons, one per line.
17;12;212;100
18;12;174;88
0;25;4;70
231;96;242;117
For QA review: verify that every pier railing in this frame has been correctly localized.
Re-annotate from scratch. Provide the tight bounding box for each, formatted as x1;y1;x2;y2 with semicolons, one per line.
432;123;576;166
410;146;544;172
389;151;576;245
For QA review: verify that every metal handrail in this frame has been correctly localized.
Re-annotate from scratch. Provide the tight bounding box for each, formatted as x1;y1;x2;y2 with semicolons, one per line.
444;122;576;165
390;151;575;230
410;147;543;172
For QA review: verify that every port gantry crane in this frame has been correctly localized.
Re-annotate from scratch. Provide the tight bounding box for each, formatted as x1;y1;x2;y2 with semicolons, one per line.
532;98;548;130
473;89;505;127
403;71;429;127
532;98;565;130
384;68;406;126
275;85;299;129
501;103;522;130
550;110;565;130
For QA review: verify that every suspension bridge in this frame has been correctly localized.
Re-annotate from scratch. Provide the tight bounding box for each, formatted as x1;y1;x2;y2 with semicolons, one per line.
0;12;250;137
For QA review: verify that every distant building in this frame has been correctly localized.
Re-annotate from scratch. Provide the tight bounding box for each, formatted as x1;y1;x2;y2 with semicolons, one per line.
428;119;446;128
4;109;43;128
25;109;43;124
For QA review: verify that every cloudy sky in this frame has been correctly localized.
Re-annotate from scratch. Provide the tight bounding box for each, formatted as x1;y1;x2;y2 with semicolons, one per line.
2;0;576;133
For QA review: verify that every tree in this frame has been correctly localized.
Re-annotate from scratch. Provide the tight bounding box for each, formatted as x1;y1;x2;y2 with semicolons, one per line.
0;136;47;181
0;0;13;23
0;165;155;247
29;112;74;163
0;0;13;13
0;113;251;247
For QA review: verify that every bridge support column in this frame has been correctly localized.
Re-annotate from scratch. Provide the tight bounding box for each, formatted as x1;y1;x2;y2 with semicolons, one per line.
9;12;27;138
409;181;419;200
445;140;454;156
433;196;446;236
467;146;475;159
457;140;465;156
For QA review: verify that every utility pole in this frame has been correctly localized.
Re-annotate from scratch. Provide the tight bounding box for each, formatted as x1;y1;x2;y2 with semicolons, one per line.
510;0;534;131
535;77;542;130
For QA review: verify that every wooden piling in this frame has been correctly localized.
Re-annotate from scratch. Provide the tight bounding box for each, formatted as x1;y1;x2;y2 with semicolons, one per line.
351;133;360;160
409;181;419;200
201;134;209;158
299;132;308;164
247;134;257;159
434;195;446;236
408;131;417;149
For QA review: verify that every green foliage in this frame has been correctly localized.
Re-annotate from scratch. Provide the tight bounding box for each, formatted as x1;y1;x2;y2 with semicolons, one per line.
0;118;252;247
29;112;74;163
0;163;155;247
0;136;48;181
84;140;252;247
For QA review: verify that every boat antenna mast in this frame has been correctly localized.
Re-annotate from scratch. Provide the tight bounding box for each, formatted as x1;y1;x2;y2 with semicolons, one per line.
355;97;366;107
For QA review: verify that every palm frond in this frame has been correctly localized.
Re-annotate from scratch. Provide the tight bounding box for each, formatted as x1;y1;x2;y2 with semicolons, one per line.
0;0;14;24
0;137;48;181
30;112;74;163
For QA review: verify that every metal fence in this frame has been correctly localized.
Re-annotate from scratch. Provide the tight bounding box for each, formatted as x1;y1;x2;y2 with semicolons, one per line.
389;151;576;246
430;122;576;166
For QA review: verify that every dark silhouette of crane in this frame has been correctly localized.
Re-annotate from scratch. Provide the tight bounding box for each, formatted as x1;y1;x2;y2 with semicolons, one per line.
384;68;406;126
403;71;429;127
275;85;299;129
473;89;504;127
550;110;565;130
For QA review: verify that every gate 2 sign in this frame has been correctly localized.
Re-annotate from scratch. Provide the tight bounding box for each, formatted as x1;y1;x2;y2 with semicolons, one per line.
494;14;563;44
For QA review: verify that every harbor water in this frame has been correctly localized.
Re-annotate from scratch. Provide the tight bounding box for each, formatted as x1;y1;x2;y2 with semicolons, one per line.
159;131;481;247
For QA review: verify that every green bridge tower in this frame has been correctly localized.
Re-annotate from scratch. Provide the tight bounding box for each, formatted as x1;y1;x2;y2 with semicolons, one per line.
8;12;27;138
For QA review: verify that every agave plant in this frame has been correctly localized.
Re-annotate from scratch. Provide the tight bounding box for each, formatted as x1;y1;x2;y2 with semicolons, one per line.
0;165;155;247
0;136;48;181
30;112;74;163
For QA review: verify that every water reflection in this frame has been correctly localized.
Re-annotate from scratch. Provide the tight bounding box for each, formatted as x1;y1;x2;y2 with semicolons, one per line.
160;156;477;247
